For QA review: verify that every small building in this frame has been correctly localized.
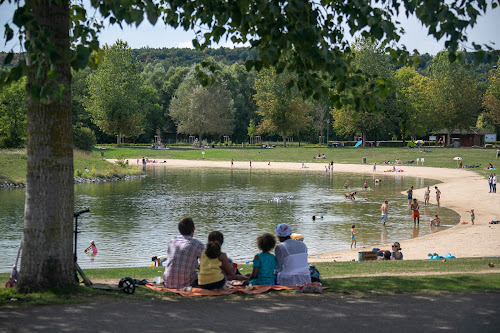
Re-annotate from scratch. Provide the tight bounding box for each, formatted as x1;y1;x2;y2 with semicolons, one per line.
430;128;496;147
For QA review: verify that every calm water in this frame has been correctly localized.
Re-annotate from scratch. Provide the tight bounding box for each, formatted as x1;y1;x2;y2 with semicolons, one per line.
0;166;459;272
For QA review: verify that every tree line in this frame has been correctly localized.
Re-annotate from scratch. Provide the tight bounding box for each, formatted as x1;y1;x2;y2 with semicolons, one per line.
2;42;498;149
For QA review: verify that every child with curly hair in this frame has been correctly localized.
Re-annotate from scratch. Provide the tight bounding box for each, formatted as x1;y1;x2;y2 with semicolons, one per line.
247;233;277;285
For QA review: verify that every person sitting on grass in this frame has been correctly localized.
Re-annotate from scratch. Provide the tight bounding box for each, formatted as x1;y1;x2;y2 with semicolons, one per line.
197;240;235;290
391;242;403;260
163;217;204;289
274;223;311;286
246;233;277;286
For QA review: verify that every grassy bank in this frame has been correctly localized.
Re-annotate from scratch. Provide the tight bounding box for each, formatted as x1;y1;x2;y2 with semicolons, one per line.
94;145;498;178
0;149;142;184
1;258;498;306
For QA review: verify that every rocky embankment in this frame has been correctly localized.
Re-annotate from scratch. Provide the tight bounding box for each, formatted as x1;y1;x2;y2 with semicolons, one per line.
1;174;146;189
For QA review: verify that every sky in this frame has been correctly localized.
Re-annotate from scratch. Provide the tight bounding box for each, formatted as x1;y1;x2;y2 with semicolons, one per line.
1;2;499;55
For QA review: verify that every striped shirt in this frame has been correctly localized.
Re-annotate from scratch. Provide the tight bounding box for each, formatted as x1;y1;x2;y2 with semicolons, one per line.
163;234;204;289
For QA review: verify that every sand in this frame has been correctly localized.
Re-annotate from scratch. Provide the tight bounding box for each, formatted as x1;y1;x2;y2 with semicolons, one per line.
120;158;500;262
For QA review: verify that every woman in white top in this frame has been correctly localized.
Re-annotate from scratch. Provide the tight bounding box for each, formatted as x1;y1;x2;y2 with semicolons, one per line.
274;223;311;286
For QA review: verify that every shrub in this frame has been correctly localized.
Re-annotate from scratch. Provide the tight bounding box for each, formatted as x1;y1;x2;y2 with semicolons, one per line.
73;126;97;151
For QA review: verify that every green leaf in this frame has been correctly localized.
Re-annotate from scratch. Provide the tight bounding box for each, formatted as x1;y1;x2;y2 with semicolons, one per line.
3;52;14;65
4;24;13;42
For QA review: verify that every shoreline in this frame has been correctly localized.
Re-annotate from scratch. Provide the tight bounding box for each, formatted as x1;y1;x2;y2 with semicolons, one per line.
120;158;500;262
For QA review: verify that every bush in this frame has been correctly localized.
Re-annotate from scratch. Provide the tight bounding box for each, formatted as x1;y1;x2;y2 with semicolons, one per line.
73;127;97;151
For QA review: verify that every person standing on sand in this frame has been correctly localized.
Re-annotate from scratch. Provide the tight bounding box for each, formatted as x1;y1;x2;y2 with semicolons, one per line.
424;186;430;206
493;174;497;193
231;159;234;167
435;186;441;206
411;199;420;225
407;186;413;206
489;173;494;193
373;162;377;172
380;200;388;226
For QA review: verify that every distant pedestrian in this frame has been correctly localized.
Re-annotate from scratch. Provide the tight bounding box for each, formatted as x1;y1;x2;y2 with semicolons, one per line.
489;173;494;193
380;200;388;226
249;160;252;168
466;209;475;225
424;186;430;206
411;199;420;225
350;225;357;249
231;158;234;166
407;186;413;206
373;162;377;172
493;174;497;193
435;186;441;206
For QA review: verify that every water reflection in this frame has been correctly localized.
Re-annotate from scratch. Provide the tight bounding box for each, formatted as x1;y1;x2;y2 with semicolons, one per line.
0;167;460;272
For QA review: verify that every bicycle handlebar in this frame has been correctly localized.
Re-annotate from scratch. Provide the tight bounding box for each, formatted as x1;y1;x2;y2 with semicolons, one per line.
74;209;90;217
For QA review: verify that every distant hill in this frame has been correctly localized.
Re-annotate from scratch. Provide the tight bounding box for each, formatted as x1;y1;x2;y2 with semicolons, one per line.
131;47;258;68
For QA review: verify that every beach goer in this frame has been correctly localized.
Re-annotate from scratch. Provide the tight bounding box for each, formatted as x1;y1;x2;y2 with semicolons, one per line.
435;186;441;206
489;173;494;193
142;157;146;165
344;180;350;188
246;233;277;286
374;179;381;185
383;250;391;260
151;255;167;267
350;224;357;249
163;217;204;289
467;209;475;225
380;200;388;226
411;199;420;224
493;174;497;193
497;148;500;159
407;186;413;206
430;214;440;227
231;158;234;166
373;162;377;172
391;242;403;260
362;181;368;189
274;223;311;286
424;186;430;206
197;239;235;290
345;191;356;200
84;240;97;255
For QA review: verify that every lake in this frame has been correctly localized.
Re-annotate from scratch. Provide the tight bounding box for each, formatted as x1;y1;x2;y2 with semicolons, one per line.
0;166;459;272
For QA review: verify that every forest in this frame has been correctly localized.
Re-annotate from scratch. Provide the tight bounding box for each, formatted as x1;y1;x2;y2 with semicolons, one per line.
1;45;499;149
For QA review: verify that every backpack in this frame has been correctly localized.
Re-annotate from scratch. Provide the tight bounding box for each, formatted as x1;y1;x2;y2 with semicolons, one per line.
309;265;320;282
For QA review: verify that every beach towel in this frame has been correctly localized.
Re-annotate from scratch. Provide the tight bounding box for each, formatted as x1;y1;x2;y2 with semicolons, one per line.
145;283;294;297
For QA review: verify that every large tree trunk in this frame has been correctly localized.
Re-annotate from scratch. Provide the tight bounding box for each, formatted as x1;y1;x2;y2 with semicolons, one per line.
282;134;286;147
16;0;75;292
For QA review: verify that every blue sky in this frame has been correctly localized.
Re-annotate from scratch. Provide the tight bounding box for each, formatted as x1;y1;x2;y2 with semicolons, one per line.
1;2;499;55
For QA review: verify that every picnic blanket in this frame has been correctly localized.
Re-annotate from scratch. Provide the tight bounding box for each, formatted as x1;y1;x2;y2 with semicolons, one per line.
145;283;294;297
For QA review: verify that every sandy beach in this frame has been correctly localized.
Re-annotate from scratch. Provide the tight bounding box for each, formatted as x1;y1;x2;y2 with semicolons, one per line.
121;158;500;262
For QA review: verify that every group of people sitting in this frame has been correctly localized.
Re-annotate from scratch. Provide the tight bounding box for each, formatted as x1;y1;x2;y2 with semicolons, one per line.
162;217;312;290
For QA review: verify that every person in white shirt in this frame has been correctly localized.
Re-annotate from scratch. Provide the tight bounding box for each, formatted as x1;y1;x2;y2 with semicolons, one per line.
274;223;311;286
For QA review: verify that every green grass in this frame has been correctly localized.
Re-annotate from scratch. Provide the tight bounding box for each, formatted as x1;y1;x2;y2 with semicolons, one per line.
93;145;499;178
2;145;498;183
0;149;142;184
1;258;498;306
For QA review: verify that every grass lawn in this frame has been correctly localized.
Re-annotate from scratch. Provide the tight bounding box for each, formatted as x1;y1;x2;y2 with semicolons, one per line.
1;258;498;306
0;149;142;184
93;145;498;178
1;145;497;183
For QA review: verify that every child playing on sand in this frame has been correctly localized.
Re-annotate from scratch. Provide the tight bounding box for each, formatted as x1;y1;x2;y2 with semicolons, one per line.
84;240;97;255
467;209;475;225
350;225;357;249
246;233;277;285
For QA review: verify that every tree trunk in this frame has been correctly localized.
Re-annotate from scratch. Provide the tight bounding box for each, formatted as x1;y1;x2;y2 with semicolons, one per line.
282;134;287;147
117;133;121;147
16;0;75;292
362;131;366;148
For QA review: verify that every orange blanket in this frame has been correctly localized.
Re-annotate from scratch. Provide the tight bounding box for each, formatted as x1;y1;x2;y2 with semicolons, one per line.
145;283;294;297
